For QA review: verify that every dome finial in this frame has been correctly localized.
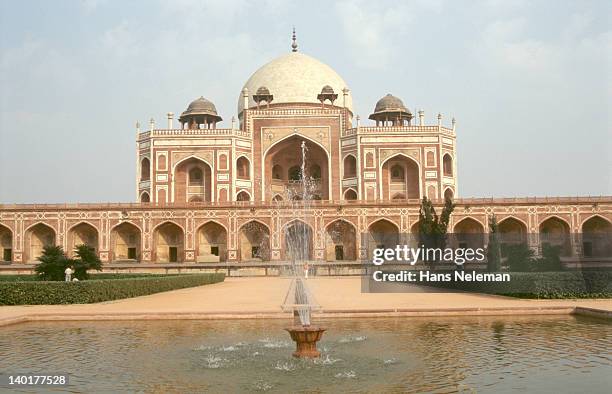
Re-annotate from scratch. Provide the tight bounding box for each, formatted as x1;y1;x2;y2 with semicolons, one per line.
291;27;298;52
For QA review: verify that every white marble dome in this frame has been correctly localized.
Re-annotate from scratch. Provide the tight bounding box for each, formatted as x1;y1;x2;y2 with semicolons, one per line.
238;52;352;115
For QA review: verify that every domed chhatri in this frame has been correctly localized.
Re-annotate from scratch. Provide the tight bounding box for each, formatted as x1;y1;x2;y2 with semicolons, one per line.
238;51;352;115
369;93;413;126
252;86;274;108
317;85;338;105
179;96;222;129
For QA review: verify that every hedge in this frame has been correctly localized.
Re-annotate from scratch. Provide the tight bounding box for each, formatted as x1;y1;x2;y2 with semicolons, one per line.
425;271;612;299
0;273;225;305
0;273;161;282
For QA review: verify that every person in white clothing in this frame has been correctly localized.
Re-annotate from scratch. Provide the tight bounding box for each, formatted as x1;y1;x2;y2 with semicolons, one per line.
64;267;73;282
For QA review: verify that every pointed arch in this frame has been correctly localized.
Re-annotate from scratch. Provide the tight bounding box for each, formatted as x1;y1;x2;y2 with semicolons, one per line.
452;217;485;250
343;154;357;178
67;221;99;257
111;221;141;261
283;219;314;261
139;191;150;203
344;188;358;200
498;216;528;253
580;214;612;229
239;220;271;261
380;153;421;200
443;154;453;177
140;157;150;181
0;224;13;262
367;218;400;254
236;155;251;180
262;133;331;202
443;187;454;200
539;215;571;256
24;222;56;262
196;220;228;262
453;216;485;231
152;221;185;263
169;154;216;202
236;190;251;201
581;215;612;258
325;219;357;261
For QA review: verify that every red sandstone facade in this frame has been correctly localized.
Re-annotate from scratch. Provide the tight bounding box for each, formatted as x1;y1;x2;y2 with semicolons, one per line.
0;46;610;265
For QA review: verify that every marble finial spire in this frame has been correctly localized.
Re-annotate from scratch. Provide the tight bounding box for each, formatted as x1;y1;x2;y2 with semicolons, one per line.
291;27;298;52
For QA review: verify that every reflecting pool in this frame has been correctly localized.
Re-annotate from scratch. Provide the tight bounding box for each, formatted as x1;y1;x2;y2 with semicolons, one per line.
1;316;610;393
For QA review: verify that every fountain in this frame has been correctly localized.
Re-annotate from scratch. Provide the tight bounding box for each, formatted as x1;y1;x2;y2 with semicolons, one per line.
281;141;325;358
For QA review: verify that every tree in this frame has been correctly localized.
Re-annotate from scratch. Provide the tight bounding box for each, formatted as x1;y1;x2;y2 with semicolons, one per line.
487;215;502;271
34;244;103;281
73;244;102;279
418;196;456;262
34;245;71;281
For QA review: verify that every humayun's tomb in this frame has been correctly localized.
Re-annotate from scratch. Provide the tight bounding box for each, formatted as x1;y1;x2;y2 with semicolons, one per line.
0;35;611;268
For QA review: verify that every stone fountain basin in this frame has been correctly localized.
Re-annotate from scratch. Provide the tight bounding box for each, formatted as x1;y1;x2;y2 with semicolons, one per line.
285;326;326;358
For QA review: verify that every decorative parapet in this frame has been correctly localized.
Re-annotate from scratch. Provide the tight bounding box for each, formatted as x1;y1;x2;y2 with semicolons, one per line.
0;196;610;211
342;125;454;137
248;107;344;117
138;128;250;140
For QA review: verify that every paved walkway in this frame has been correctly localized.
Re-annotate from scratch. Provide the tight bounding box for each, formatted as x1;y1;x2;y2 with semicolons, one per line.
1;277;611;326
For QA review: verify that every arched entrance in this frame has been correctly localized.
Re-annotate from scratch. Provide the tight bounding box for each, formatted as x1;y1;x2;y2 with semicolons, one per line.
368;219;400;253
236;157;250;179
343;155;357;178
239;221;270;261
153;222;184;263
0;224;12;262
25;223;56;262
582;216;612;258
236;191;251;201
197;222;227;262
68;222;98;257
344;189;357;200
443;154;453;177
284;220;313;261
111;222;141;261
382;155;419;200
539;217;571;256
174;158;212;202
453;218;484;250
325;220;356;261
141;157;150;181
264;136;329;201
498;217;528;256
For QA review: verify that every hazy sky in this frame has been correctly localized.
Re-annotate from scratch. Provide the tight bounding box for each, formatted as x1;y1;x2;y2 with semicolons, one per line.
0;0;610;203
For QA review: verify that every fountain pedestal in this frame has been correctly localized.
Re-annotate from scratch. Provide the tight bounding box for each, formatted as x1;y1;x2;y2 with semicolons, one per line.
285;326;326;358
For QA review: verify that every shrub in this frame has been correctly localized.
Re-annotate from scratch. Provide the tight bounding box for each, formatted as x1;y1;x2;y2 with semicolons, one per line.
72;244;103;279
0;273;225;305
34;244;102;281
424;271;611;299
505;243;535;272
0;273;161;281
34;245;71;281
534;244;562;272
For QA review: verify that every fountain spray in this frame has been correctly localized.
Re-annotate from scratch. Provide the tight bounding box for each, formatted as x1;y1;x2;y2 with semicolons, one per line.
282;140;325;358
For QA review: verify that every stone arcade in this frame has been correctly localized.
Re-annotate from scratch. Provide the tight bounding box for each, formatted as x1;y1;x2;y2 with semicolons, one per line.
0;35;611;266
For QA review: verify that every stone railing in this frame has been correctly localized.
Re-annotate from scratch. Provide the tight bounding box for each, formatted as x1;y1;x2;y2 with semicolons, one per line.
0;196;610;211
138;129;251;138
342;125;454;137
248;107;343;116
